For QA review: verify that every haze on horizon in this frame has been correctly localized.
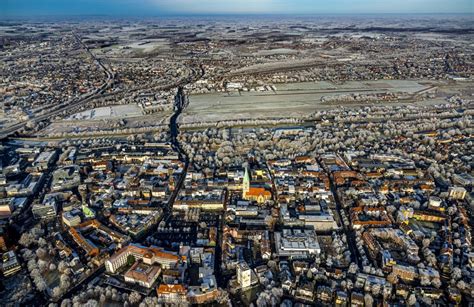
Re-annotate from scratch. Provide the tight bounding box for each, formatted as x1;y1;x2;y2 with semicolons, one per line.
1;0;473;17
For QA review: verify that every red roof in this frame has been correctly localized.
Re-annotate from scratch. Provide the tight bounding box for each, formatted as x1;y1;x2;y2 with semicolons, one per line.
246;187;271;197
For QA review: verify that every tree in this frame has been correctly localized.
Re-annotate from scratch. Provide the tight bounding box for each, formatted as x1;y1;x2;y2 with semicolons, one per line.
28;259;38;272
38;259;48;273
52;287;62;298
49;263;57;271
407;293;417;306
127;255;136;266
372;284;381;296
256;291;272;307
58;261;68;274
271;287;283;300
422;238;431;248
387;272;399;284
451;267;462;281
36;248;47;260
60;299;72;307
383;285;392;300
22;248;34;260
99;294;106;304
364;293;374;307
420;277;431;286
457;280;467;290
35;277;47;292
128;291;142;305
19;233;34;247
38;237;48;247
84;299;99;307
60;274;71;290
348;262;358;274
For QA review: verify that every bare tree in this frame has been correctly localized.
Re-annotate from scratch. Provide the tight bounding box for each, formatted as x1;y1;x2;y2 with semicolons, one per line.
364;293;374;307
19;233;35;247
407;294;417;306
36;248;47;260
128;291;142;305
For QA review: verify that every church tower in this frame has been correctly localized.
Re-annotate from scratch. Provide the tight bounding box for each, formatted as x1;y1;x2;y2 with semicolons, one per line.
243;167;250;195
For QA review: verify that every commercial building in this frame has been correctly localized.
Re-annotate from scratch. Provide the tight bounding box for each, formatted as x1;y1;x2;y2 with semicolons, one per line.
2;251;21;277
237;261;252;288
174;189;225;211
32;198;58;220
448;186;467;200
274;228;321;258
62;210;82;227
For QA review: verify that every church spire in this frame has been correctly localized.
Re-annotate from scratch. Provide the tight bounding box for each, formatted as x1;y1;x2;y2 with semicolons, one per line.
243;167;250;195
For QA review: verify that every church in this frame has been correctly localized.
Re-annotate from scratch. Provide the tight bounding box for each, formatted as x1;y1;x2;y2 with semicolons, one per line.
242;167;272;204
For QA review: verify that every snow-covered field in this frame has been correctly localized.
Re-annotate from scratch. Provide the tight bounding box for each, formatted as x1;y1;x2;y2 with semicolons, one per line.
67;104;143;120
181;80;432;124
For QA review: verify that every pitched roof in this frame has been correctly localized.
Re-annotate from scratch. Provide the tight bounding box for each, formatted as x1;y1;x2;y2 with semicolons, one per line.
157;284;187;294
246;187;271;197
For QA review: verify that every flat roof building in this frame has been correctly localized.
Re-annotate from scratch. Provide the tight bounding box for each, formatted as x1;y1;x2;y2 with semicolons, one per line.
274;228;321;258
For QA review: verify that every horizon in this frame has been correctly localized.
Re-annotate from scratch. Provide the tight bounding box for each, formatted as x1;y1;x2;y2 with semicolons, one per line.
2;12;474;22
2;0;473;17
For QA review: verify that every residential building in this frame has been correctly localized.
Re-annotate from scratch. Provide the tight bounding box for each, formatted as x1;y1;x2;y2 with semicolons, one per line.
157;284;188;304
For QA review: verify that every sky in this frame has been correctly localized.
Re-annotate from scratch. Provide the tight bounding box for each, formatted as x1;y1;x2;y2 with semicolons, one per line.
1;0;473;16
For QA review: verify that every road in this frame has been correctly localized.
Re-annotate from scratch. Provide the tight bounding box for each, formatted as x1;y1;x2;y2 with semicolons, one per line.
167;77;228;286
322;160;361;269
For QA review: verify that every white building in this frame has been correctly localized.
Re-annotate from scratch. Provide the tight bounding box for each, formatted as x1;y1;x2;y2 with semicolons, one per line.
237;261;252;288
106;244;185;274
448;186;467;200
62;211;82;227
